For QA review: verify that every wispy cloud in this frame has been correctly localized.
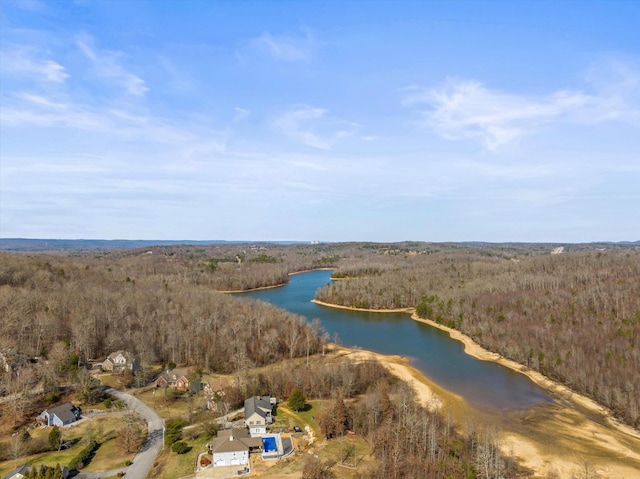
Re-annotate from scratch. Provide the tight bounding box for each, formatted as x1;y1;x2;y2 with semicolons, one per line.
1;91;226;148
243;30;315;62
1;46;68;83
76;34;148;96
273;105;355;150
233;107;251;123
402;66;640;150
402;79;591;149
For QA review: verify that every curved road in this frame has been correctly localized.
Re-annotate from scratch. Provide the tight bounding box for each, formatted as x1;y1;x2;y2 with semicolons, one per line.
77;388;163;479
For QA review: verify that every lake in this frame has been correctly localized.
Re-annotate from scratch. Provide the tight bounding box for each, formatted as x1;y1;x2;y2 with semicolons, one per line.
238;269;550;410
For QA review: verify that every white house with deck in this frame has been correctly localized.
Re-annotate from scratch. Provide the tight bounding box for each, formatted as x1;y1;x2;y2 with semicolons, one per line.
244;396;275;437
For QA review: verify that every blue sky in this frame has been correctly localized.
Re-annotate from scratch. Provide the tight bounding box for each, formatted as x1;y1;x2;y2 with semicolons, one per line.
1;0;639;242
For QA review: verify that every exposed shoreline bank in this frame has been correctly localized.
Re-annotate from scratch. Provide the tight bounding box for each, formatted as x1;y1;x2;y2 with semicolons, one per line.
218;283;287;294
313;296;638;439
409;314;640;439
312;299;413;313
315;299;640;477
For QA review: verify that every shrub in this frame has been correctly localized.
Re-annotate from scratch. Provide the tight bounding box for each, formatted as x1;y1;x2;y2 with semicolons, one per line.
69;440;99;470
171;441;191;454
164;418;186;446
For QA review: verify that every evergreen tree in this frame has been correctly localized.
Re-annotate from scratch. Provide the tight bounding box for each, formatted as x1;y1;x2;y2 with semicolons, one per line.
53;463;64;479
288;388;306;412
48;426;62;451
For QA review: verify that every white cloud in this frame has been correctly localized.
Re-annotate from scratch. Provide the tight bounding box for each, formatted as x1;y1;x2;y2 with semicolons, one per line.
76;34;148;96
1;91;226;148
402;79;594;149
1;47;68;83
273;105;356;150
402;67;640;150
244;30;314;62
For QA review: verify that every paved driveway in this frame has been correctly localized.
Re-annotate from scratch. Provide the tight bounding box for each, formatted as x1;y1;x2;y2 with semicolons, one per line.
77;388;163;479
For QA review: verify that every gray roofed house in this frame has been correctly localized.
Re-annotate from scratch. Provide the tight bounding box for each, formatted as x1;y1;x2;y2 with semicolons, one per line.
244;396;275;437
36;403;80;427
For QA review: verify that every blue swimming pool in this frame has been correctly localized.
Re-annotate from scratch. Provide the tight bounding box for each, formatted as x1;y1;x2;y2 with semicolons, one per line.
262;436;277;452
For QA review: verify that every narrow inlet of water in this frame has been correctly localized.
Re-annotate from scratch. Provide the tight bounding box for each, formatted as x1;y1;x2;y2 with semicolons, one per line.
237;269;550;410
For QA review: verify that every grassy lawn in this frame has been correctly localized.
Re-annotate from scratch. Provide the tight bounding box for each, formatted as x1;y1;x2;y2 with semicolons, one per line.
321;435;375;478
0;414;135;477
133;387;206;421
275;400;329;438
148;433;211;479
82;433;135;472
270;401;376;478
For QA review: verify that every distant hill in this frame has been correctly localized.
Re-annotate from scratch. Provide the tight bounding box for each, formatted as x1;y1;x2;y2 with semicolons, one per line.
0;238;636;253
0;238;256;252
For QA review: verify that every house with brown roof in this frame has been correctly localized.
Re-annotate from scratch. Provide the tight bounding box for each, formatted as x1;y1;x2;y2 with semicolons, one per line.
206;428;262;467
155;368;201;393
101;350;139;373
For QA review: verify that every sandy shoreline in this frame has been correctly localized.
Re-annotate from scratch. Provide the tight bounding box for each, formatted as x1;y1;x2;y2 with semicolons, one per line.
316;300;640;477
314;296;637;441
410;314;640;440
312;299;414;313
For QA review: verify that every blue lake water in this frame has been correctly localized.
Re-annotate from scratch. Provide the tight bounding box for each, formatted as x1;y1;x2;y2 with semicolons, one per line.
238;269;550;410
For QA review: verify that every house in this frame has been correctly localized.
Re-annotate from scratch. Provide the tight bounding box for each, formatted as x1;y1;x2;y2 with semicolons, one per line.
244;396;275;437
206;428;262;467
4;465;69;479
36;403;80;427
101;350;140;373
155;368;201;393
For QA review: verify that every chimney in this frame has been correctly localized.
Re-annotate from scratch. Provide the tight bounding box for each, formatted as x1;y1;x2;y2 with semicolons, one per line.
229;435;234;441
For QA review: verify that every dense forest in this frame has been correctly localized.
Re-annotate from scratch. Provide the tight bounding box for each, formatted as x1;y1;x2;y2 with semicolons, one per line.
0;240;525;477
1;240;638;435
314;246;640;429
0;247;329;421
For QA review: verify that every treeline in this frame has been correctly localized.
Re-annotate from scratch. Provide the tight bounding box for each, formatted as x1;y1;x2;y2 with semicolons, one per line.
315;249;640;428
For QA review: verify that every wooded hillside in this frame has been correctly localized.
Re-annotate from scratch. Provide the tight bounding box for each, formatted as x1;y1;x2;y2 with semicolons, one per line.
315;246;640;428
